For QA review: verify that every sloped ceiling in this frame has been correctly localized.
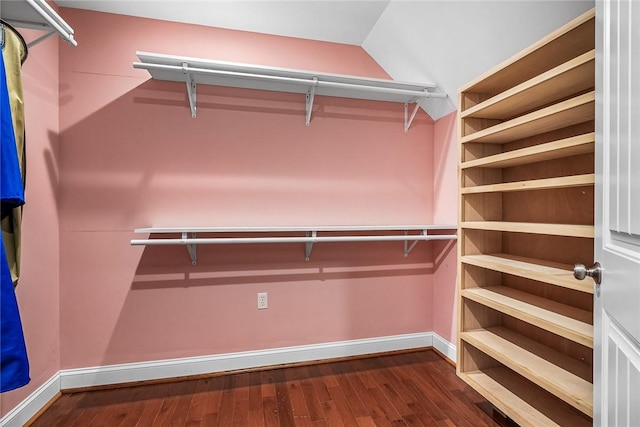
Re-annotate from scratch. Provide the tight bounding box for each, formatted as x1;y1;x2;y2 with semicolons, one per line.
55;0;594;120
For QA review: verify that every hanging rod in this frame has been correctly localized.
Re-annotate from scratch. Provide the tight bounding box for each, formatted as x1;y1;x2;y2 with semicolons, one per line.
135;62;446;100
130;225;457;264
1;0;77;47
133;51;446;128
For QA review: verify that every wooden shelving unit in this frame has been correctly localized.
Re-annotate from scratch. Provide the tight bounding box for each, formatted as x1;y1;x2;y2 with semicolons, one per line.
457;9;595;426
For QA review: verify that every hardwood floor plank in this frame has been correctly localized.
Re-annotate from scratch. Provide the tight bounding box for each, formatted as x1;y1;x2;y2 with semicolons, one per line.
215;375;235;427
262;395;280;427
274;375;296;426
299;368;326;422
201;376;225;419
284;371;313;426
183;378;211;425
29;350;506;427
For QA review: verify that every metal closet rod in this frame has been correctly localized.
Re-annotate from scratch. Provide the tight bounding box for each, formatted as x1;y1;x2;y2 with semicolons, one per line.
133;62;448;99
6;0;78;47
131;234;457;246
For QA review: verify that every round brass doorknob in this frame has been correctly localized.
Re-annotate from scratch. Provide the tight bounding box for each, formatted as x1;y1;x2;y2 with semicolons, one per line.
573;262;602;285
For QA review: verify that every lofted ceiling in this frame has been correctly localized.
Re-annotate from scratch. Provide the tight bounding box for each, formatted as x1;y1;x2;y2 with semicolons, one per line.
53;0;594;120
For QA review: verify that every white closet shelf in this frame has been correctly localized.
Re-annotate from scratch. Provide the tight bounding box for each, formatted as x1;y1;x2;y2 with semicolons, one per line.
132;51;446;131
131;225;457;265
1;0;77;47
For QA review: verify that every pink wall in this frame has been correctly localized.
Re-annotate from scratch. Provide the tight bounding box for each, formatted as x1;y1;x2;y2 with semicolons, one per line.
57;9;440;369
432;111;458;343
0;30;60;416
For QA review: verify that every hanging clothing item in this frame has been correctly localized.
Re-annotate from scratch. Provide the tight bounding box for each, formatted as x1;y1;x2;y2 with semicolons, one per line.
0;42;29;393
1;20;27;286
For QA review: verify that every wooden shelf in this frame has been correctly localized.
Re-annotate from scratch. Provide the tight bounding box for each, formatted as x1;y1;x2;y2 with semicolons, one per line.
459;9;594;97
462;50;595;120
461;221;594;238
461;91;595;144
459;368;592;427
461;133;595;169
461;287;593;348
461;327;592;415
461;173;594;194
461;254;594;293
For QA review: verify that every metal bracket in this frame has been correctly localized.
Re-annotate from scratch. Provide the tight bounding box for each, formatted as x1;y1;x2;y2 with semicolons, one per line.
182;232;197;265
404;230;426;257
26;29;56;48
183;62;197;118
404;102;421;133
306;77;318;126
305;230;317;261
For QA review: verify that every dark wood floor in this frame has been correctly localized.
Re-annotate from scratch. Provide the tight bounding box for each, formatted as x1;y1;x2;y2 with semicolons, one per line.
31;349;513;427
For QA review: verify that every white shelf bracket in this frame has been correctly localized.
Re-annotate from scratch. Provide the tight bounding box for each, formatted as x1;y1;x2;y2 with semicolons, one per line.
305;230;317;261
182;232;197;265
305;77;318;126
24;29;56;48
183;62;197;118
404;102;421;133
404;229;426;257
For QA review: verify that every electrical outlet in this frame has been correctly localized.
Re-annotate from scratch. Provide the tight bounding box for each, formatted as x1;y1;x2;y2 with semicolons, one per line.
257;292;268;309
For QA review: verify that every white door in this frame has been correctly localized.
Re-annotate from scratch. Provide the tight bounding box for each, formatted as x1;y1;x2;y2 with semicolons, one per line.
595;0;640;425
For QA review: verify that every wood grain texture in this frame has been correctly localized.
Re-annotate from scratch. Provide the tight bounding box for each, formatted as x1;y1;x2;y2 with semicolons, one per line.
29;350;509;427
461;287;593;348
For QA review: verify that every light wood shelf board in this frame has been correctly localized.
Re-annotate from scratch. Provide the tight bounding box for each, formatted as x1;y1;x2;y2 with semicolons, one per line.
461;253;594;293
461;286;593;348
459;9;595;95
460;368;592;427
461;328;592;415
461;133;595;169
460;92;595;144
461;221;594;238
461;174;594;194
461;50;595;120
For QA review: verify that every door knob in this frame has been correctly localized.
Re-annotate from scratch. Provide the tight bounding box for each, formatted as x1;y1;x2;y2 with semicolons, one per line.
573;262;602;285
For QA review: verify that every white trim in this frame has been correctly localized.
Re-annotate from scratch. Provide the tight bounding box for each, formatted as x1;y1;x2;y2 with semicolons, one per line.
432;332;457;363
0;373;60;427
60;332;432;390
1;332;456;425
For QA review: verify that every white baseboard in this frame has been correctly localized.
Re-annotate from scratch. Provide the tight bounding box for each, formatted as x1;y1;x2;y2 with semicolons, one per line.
2;332;456;426
0;374;60;427
59;332;434;389
432;332;456;363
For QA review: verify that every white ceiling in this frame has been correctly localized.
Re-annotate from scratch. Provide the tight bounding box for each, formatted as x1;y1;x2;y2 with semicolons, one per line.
53;0;595;119
54;0;391;45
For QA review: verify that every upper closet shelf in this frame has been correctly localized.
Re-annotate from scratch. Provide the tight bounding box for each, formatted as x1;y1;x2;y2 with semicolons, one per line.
133;51;447;131
131;225;458;265
1;0;77;47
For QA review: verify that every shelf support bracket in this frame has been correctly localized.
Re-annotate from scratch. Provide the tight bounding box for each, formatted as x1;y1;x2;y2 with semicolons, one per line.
25;29;56;48
305;230;317;261
182;232;197;265
183;62;197;118
306;77;318;126
404;230;426;257
404;102;421;133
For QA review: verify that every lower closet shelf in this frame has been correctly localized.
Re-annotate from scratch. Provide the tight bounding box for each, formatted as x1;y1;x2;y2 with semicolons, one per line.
461;287;593;348
459;368;592;427
461;327;592;416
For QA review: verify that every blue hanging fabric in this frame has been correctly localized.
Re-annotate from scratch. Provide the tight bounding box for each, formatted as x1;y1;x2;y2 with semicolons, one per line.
0;45;29;393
